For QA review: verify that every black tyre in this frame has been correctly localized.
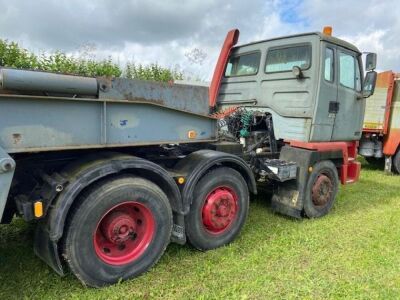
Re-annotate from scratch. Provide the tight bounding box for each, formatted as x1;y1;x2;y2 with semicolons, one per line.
63;176;172;287
185;167;249;250
303;160;339;218
365;157;378;164
392;150;400;174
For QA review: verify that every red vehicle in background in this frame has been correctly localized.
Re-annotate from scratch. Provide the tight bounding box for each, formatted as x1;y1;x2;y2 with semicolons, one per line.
359;71;400;173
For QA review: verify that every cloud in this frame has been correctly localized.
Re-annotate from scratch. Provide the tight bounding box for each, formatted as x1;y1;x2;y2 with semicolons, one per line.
0;0;399;77
299;0;400;71
0;0;270;49
0;0;277;79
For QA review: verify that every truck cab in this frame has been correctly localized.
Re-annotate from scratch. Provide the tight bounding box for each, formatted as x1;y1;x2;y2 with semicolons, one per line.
210;28;377;219
216;30;375;143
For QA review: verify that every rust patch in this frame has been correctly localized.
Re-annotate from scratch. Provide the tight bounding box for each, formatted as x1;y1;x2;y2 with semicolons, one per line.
124;95;165;106
12;133;22;145
97;77;113;92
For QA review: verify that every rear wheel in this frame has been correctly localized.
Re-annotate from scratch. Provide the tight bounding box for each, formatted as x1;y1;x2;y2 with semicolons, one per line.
63;176;172;287
365;157;378;164
365;156;384;167
185;167;249;250
303;160;339;218
392;149;400;174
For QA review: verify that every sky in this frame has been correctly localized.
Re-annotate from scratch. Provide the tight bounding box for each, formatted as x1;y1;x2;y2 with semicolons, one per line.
1;0;399;80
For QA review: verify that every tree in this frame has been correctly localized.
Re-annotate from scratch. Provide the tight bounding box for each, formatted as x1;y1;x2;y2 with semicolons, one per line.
0;39;182;82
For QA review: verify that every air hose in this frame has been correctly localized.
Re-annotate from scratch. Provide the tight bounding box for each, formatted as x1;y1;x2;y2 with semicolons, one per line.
239;111;253;137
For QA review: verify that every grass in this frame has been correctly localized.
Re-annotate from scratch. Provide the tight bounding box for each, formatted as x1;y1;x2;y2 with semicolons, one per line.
1;159;399;299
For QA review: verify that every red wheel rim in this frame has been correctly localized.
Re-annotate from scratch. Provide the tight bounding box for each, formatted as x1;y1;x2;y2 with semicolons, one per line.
311;174;333;206
93;201;155;265
202;186;238;234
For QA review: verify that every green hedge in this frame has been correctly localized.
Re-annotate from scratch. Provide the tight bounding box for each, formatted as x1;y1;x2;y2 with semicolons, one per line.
0;39;183;82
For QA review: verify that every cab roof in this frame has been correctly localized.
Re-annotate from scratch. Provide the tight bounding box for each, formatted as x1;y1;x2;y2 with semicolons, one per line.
237;32;360;54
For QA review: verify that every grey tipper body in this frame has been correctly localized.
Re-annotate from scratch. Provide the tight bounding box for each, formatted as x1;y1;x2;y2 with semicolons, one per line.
218;32;365;142
0;70;216;154
0;70;216;220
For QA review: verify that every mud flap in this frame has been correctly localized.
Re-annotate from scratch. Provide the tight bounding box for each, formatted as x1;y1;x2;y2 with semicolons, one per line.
271;180;303;218
34;220;65;276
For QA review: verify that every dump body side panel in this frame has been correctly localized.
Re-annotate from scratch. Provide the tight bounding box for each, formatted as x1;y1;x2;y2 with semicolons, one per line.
98;78;210;116
389;80;400;130
362;71;400;156
363;71;394;133
383;79;400;155
0;95;217;154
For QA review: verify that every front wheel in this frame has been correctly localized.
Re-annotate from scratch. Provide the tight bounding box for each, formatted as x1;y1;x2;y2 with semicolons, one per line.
185;167;249;250
303;160;339;218
63;176;172;287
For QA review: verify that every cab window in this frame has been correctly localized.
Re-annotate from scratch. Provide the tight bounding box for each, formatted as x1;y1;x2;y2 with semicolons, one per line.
339;51;361;91
355;60;362;92
265;45;311;73
225;52;261;77
324;48;334;82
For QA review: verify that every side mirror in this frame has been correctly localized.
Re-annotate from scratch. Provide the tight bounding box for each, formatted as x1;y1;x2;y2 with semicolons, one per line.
292;66;303;78
363;71;377;98
365;53;377;71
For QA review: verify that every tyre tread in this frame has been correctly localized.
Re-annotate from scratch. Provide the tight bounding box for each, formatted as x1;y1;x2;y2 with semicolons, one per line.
62;175;172;287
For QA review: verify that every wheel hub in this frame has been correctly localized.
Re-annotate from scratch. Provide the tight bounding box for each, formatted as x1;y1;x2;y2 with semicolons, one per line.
202;187;238;234
101;211;136;244
311;174;333;206
93;201;155;265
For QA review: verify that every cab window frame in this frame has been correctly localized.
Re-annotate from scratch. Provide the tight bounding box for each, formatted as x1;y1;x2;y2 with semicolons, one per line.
355;56;362;92
324;47;335;83
224;50;261;78
338;49;362;91
264;43;312;74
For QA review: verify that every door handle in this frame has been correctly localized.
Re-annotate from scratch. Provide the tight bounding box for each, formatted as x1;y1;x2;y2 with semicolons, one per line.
329;101;340;113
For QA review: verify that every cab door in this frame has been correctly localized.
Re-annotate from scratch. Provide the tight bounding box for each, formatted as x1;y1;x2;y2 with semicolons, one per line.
311;43;337;141
331;48;364;141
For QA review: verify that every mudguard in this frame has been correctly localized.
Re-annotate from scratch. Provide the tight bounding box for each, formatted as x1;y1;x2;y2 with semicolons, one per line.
271;145;343;218
34;152;182;275
173;149;257;213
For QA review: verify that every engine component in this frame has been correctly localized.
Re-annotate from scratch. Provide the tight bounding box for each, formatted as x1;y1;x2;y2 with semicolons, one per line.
218;108;278;155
